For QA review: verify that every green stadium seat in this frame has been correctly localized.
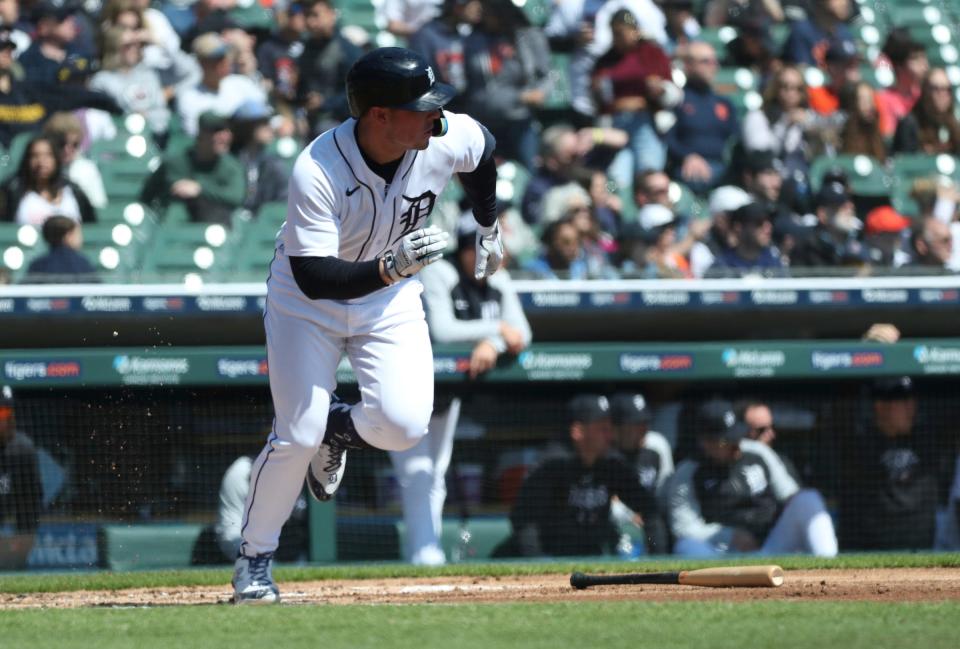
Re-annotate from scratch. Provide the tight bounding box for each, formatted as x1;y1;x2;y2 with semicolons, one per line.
670;181;708;221
543;53;572;111
0;130;35;182
256;201;288;231
809;154;893;197
714;67;759;95
890;153;960;182
140;221;238;282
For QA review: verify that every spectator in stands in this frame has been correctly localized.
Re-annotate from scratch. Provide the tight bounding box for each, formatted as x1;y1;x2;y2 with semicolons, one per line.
633;169;673;210
0;386;42;570
0;24;24;80
0;29;120;148
909;218;954;271
724;12;778;79
0;135;96;226
636;203;691;278
542;183;619;278
0;1;29;58
21;215;98;284
140;111;245;224
666;41;738;194
19;1;86;87
176;32;267;137
41;112;107;210
665;398;838;557
401;216;531;564
703;0;784;27
781;0;854;68
592;9;679;174
609;391;673;554
689;185;750;277
100;0;199;103
893;68;960;156
462;0;552;170
543;0;668;123
876;28;928;138
382;0;444;38
839;377;939;550
707;202;785;275
863;206;911;268
521;124;627;226
295;0;363;138
495;394;664;557
807;39;862;119
408;0;483;113
90;26;171;142
789;179;866;269
256;1;305;109
524;216;589;280
743;66;814;176
661;0;701;55
838;81;886;161
230;101;289;214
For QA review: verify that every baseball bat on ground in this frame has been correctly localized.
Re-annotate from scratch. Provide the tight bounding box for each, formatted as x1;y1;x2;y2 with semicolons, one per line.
570;565;784;590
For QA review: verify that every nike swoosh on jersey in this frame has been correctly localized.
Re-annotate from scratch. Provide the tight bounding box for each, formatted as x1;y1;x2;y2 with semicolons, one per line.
346;185;361;196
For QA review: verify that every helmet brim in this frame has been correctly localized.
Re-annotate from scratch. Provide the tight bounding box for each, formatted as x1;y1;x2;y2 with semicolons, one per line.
396;82;457;112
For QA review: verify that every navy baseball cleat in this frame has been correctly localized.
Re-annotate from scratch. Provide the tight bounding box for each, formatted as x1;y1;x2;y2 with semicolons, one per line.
306;394;374;501
232;552;279;604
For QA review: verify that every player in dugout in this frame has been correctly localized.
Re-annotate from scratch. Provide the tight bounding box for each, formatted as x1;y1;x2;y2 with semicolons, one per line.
665;398;838;557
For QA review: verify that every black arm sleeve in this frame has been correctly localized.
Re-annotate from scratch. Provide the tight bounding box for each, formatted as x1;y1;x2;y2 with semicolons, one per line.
457;122;498;227
289;255;387;300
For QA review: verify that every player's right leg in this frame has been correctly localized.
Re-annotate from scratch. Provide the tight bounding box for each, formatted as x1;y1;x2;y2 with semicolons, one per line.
233;301;345;604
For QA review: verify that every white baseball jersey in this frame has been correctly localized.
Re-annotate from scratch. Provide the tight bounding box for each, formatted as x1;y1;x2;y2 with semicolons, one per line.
283;110;484;263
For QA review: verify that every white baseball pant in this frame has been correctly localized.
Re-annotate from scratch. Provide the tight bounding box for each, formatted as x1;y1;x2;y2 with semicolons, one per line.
239;279;435;557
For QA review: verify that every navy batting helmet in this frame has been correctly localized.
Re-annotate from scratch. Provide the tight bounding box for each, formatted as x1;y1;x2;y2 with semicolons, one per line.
346;47;456;119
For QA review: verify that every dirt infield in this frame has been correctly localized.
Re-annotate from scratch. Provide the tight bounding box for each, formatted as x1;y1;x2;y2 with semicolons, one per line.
2;569;959;608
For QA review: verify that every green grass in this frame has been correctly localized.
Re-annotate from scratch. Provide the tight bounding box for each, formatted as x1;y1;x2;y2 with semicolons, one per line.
1;552;959;594
1;601;958;649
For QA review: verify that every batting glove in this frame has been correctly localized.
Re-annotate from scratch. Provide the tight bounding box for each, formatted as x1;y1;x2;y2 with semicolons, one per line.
474;222;503;280
381;225;449;283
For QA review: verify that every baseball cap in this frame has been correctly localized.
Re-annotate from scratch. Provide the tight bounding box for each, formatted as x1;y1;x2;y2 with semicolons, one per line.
744;150;778;174
232;100;274;122
708;185;752;215
198;111;230;132
816;180;851;208
610;8;639;28
638;203;676;231
865;206;911;235
871;376;915;400
610;392;651;426
730;201;771;226
825;38;859;64
695;398;748;443
193;32;230;60
32;0;78;22
568;394;611;424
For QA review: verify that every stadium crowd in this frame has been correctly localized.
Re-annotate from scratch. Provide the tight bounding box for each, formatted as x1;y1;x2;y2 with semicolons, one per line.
0;0;958;282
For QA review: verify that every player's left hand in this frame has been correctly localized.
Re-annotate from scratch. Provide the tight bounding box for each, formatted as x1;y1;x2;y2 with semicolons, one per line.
474;222;503;280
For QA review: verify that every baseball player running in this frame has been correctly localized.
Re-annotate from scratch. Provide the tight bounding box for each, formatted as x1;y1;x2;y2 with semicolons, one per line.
232;47;503;603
